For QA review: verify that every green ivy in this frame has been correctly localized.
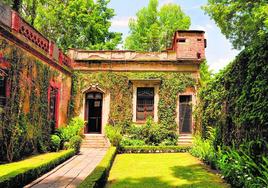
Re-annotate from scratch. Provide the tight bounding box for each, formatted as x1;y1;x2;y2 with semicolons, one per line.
70;71;196;131
197;34;268;153
0;38;58;162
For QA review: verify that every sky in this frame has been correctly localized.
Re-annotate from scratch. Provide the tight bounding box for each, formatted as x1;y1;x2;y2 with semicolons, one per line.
108;0;240;73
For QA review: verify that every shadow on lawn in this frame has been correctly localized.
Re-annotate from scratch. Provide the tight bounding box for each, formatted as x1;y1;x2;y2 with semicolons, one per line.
106;164;229;188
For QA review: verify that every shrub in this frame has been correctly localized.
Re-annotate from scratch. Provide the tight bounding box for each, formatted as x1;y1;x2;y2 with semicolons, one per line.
50;135;61;152
105;125;122;147
78;147;117;188
190;136;215;164
59;117;84;142
159;138;177;146
69;136;82;154
0;150;75;188
125;117;178;146
119;145;191;153
190;127;217;168
217;145;268;188
119;138;145;147
63;142;70;150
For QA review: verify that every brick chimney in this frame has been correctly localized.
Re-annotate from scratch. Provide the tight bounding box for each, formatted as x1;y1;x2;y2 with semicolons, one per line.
173;30;206;61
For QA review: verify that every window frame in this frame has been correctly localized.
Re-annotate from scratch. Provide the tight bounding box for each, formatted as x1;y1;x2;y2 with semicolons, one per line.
132;82;159;124
136;87;155;122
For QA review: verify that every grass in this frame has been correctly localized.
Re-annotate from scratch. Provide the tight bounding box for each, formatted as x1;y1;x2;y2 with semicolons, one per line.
0;150;74;182
106;153;230;188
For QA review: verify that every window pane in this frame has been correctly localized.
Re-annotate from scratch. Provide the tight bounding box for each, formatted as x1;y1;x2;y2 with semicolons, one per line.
136;87;154;121
87;93;94;99
95;93;102;99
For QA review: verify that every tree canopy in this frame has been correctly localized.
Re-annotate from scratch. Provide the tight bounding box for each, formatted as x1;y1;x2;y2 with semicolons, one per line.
124;0;190;52
3;0;122;52
203;0;268;49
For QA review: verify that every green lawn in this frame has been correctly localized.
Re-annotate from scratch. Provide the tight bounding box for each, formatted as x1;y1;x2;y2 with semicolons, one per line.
106;153;229;188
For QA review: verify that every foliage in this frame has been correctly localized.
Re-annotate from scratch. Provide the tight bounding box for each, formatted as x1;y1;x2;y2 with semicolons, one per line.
78;147;117;188
119;138;145;147
124;0;190;51
0;38;56;162
197;35;268;148
50;135;61;152
69;135;82;154
71;72;196;141
199;60;212;85
194;37;268;187
105;125;122;147
3;0;122;52
0;149;75;188
119;145;191;154
34;0;122;52
203;0;268;49
107;153;229;188
2;0;42;24
190;127;217;168
217;143;268;188
125;117;178;146
58;117;84;142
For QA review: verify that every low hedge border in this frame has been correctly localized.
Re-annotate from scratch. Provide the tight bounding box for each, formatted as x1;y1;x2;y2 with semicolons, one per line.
119;145;192;153
0;149;75;188
78;147;117;188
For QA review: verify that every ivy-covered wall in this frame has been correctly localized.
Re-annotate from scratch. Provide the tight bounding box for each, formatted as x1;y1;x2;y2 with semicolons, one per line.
0;36;72;162
196;35;268;153
70;71;197;131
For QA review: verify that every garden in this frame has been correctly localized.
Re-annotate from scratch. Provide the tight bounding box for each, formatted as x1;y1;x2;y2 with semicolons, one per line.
0;117;84;187
0;0;267;187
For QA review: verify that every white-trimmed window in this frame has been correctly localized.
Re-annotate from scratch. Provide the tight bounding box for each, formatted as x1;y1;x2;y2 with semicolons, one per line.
131;80;160;123
136;87;154;121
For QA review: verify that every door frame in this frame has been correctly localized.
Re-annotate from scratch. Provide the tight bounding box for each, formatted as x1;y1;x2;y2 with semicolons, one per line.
80;84;110;135
84;92;103;134
176;91;196;134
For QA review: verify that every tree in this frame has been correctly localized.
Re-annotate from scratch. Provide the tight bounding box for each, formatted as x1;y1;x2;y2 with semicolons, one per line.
34;0;121;51
124;0;190;51
3;0;41;24
203;0;268;49
3;0;122;52
199;60;212;85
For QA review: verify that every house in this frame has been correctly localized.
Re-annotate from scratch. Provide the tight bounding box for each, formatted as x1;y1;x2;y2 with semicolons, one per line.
0;3;206;153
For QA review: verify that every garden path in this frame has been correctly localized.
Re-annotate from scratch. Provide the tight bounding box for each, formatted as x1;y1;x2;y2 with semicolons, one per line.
24;148;107;188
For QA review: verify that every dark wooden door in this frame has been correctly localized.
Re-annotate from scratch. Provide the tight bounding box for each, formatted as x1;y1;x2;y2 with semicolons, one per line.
85;92;102;133
179;95;192;133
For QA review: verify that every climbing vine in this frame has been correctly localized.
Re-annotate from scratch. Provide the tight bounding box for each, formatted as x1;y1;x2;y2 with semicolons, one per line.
196;34;268;154
0;37;59;162
70;71;196;131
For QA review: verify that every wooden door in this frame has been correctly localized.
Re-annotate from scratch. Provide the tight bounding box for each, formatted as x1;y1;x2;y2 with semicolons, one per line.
85;92;103;133
179;95;192;133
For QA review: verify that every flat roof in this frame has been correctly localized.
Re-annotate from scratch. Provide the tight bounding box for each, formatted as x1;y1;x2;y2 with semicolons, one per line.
176;30;205;33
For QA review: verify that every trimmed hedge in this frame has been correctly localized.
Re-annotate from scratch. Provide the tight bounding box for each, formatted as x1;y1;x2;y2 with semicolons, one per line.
0;149;75;188
119;145;191;153
78;147;117;188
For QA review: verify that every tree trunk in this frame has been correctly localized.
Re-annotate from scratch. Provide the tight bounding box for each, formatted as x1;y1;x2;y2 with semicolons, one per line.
12;0;22;12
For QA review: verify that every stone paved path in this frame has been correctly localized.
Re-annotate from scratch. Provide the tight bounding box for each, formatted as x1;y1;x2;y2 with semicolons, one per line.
25;148;107;188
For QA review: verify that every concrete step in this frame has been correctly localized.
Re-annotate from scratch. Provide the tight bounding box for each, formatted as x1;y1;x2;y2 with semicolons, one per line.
178;134;193;145
81;134;110;148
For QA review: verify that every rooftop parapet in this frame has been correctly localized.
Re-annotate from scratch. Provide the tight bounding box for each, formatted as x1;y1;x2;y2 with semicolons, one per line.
0;2;72;71
69;30;206;63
